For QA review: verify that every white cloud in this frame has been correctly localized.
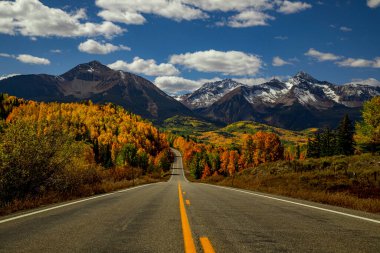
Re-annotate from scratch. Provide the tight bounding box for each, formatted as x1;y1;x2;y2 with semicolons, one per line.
155;76;201;93
304;49;380;69
277;1;312;14
340;26;352;32
16;54;50;65
272;56;291;67
226;10;275;28
0;53;12;58
305;48;342;62
336;57;380;68
234;77;271;86
367;0;380;8
108;57;180;76
182;0;274;12
0;52;50;65
96;0;207;25
154;76;222;94
96;0;312;28
374;57;380;68
0;0;124;38
78;39;130;55
347;78;380;87
170;50;263;76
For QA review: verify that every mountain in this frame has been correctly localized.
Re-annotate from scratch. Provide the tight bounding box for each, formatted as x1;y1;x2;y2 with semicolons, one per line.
0;61;193;121
178;79;244;109
183;72;380;130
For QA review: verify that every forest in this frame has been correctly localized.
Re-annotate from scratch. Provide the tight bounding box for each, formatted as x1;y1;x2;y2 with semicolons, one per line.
0;94;173;214
1;93;379;214
172;96;380;212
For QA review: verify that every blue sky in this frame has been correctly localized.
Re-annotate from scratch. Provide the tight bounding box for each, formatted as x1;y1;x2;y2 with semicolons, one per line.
0;0;379;94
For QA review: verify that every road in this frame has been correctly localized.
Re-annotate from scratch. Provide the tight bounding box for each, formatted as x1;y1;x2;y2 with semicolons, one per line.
0;148;379;252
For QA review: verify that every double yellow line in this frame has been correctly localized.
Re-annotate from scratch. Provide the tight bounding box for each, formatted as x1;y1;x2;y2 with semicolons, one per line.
178;183;216;253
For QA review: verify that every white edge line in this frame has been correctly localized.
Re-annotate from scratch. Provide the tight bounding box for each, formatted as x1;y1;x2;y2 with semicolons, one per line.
181;158;189;183
0;183;154;224
201;183;380;224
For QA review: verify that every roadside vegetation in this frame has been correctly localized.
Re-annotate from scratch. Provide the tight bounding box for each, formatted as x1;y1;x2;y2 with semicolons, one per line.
173;96;380;213
0;94;173;215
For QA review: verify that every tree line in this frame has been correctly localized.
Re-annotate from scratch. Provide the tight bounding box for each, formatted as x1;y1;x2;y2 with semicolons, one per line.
174;96;380;181
0;95;172;205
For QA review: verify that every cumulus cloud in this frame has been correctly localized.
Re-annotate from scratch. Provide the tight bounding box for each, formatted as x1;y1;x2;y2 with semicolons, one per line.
367;0;380;8
0;52;50;65
96;0;311;28
305;48;342;62
96;0;207;25
0;0;124;38
277;1;312;14
233;77;271;86
347;78;380;87
336;57;380;68
305;48;380;69
182;0;274;12
272;56;291;67
16;54;50;65
78;39;130;54
154;76;223;94
169;50;263;76
108;57;180;76
155;76;201;94
226;10;275;28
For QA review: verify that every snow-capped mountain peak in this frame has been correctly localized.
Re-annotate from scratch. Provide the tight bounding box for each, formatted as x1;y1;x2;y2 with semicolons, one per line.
177;72;380;111
180;79;245;109
0;74;20;81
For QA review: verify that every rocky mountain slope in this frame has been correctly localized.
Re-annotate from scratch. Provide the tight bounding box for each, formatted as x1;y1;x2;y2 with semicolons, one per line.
0;61;193;121
180;72;380;130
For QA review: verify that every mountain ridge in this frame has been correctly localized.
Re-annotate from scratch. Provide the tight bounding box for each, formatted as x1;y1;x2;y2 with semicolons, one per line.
179;72;379;130
0;60;193;122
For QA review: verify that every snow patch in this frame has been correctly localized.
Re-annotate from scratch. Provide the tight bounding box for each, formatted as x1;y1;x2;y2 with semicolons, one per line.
0;74;20;81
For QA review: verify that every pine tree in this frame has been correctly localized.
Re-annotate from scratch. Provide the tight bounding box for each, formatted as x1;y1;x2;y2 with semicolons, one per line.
336;114;355;155
319;127;336;157
306;134;321;158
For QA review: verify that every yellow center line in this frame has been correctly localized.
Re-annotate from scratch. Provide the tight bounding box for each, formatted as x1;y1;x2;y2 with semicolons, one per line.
200;237;216;253
178;183;197;253
186;199;191;206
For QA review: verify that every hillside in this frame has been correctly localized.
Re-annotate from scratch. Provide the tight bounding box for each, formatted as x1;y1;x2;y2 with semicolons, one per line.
179;72;379;130
0;61;193;122
162;116;315;148
0;94;173;214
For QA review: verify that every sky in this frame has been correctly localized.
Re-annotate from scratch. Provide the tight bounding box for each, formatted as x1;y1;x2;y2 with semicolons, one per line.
0;0;379;95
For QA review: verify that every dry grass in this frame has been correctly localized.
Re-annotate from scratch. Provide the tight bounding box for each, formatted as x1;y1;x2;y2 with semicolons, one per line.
0;174;169;216
202;154;380;213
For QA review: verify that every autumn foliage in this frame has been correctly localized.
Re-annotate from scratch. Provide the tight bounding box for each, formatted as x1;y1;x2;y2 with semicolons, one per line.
0;98;172;208
174;131;284;180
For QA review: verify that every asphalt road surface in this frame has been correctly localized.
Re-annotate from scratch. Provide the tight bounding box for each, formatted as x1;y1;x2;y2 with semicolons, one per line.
0;148;379;252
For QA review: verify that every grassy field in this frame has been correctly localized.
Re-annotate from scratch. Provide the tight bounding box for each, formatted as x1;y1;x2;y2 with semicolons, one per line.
162;116;316;148
203;154;380;213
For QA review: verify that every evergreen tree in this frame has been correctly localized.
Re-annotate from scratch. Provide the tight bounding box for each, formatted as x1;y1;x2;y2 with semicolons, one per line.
319;127;336;157
306;135;320;158
336;114;355;155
